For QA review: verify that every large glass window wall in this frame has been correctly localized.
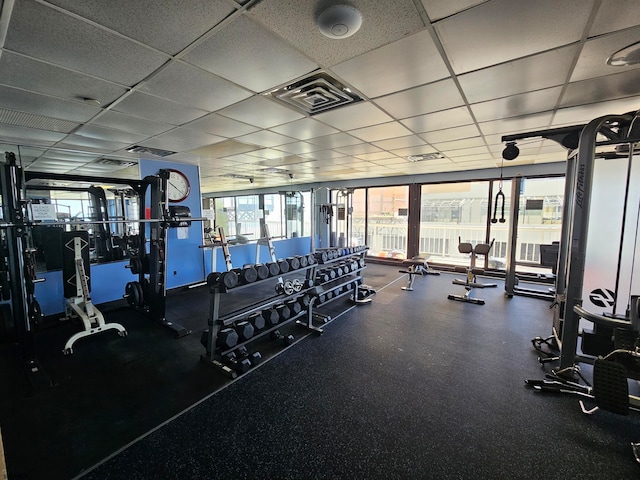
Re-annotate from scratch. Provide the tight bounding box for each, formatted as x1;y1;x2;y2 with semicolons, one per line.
366;186;409;260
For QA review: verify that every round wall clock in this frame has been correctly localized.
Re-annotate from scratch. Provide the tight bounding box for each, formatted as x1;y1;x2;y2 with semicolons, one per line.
167;169;191;203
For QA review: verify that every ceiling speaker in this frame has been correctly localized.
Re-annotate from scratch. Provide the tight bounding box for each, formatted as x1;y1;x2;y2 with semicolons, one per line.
317;5;362;39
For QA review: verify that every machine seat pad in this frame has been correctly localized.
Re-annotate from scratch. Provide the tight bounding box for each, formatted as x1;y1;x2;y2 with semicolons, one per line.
475;244;492;255
458;243;473;254
471;268;485;275
402;257;427;266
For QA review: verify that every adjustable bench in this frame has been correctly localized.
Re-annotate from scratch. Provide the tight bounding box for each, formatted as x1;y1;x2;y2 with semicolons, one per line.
399;256;440;291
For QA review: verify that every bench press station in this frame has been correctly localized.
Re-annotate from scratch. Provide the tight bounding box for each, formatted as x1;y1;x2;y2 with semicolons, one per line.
399;257;440;291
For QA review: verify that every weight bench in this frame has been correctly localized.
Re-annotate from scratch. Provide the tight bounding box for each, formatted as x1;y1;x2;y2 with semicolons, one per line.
399;256;440;291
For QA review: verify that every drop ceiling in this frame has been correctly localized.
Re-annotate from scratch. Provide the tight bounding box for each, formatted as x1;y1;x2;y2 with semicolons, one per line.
0;0;639;194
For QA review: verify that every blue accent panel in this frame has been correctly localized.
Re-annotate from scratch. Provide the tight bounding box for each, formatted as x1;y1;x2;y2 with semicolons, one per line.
274;236;312;258
139;159;206;288
35;260;131;315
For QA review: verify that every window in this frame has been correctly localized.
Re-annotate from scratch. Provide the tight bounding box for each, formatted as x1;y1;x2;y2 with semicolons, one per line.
366;186;408;259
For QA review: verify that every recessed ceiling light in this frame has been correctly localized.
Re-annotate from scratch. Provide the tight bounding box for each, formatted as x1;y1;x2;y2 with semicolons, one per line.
80;97;101;106
607;41;640;66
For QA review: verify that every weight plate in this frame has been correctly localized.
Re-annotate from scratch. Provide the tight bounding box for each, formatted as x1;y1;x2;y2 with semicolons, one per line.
283;281;295;296
125;281;138;307
134;281;145;308
292;279;303;292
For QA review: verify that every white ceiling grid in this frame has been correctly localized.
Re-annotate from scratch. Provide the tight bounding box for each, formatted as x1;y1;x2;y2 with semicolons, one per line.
0;0;637;192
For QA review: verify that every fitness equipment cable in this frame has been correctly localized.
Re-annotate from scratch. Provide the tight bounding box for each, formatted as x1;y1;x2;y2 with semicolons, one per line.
491;158;506;224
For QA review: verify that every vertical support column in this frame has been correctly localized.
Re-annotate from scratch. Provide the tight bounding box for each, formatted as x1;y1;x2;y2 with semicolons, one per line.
504;177;522;296
406;183;421;259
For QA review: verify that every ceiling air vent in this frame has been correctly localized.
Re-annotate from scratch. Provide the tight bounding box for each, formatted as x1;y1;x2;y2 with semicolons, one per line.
259;167;290;174
220;173;254;180
95;158;137;168
266;71;363;115
126;145;177;157
407;153;445;162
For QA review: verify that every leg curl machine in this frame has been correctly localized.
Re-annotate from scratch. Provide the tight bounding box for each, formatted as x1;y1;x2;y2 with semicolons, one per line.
448;238;497;305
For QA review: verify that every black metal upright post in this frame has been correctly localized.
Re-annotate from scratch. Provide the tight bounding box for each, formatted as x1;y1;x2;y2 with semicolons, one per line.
0;152;51;391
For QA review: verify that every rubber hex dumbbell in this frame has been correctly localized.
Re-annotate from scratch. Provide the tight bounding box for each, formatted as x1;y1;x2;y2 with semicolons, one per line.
248;311;265;331
316;271;330;284
253;263;270;280
223;352;251;374
266;262;280;277
287;256;300;270
235;321;254;342
278;259;290;274
207;271;239;290
298;294;312;308
236;346;262;366
286;299;302;316
271;330;294;345
275;304;291;322
262;307;280;327
217;328;238;350
233;265;257;284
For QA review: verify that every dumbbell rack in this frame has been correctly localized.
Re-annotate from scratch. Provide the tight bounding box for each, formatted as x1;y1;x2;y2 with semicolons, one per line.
298;247;372;332
201;258;318;378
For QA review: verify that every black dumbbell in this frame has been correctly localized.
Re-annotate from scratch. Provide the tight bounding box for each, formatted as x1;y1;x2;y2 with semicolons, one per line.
262;307;279;327
235;321;254;342
334;266;344;277
248;311;265;331
316;271;330;283
303;279;314;289
233;266;258;284
325;290;334;301
298;294;312;308
275;280;295;295
236;346;262;366
328;269;337;280
287;256;300;270
217;328;238;350
271;330;295;345
298;255;308;268
223;352;251;374
266;262;280;277
316;251;328;263
358;258;366;268
286;299;302;316
275;304;291;322
317;293;327;304
278;259;290;274
207;271;239;290
306;254;316;265
253;264;270;280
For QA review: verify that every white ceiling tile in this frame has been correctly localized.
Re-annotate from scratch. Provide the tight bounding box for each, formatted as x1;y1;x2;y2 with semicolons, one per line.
246;149;289;160
0;51;128;106
571;27;640;82
401;106;474;133
59;135;130;151
374;79;464;119
150;128;226;149
184;15;318;93
420;124;481;143
269;118;340;140
300;150;347;161
552;97;640;125
274;142;322;155
0;124;66;143
435;0;595;74
0;85;101;123
331;30;450;98
445;146;490;158
390;145;438;158
334;144;383;156
589;0;640;37
91;111;173;136
112;92;209;126
185;113;259;137
74;125;148;144
217;96;305;129
5;0;169;85
560;70;640;108
354;152;400;162
372;135;428;151
432;136;486;151
422;0;489;21
349;122;414;143
248;0;425;67
314;102;393;131
139;61;252;111
478;112;553;136
190;140;261;158
458;45;580;103
306;132;362;149
470;87;564;122
47;0;236;55
235;130;296;148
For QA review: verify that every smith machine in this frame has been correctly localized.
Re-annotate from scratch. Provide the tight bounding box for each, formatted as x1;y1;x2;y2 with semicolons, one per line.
0;155;199;389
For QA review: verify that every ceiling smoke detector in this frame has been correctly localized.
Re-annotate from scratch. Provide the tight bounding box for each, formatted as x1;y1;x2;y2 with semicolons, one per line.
317;5;362;39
